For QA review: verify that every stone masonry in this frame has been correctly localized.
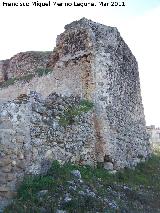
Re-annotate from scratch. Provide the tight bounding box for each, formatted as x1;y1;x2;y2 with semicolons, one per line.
0;92;96;209
0;18;151;210
147;125;160;150
0;51;51;82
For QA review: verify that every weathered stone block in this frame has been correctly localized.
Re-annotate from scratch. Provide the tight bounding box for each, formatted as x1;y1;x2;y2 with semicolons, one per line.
0;158;11;167
0;186;10;192
104;162;114;171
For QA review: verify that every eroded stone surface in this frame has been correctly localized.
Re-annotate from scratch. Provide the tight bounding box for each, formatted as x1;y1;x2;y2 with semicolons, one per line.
0;51;51;82
0;18;151;210
0;91;96;210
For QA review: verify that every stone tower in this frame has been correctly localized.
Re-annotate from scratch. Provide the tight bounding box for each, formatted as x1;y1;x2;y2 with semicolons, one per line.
0;18;151;170
48;18;150;169
0;18;151;210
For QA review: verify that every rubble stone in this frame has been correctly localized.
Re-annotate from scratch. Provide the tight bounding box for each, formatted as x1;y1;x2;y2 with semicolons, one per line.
0;18;151;210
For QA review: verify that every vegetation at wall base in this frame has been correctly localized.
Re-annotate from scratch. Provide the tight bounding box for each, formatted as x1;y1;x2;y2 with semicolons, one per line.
4;152;160;213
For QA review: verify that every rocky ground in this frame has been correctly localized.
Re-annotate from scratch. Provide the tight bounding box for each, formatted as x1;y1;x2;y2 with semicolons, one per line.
4;152;160;213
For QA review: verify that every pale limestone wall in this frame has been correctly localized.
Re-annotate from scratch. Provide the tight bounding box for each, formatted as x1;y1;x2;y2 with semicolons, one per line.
0;29;93;101
6;51;52;79
0;54;92;102
89;23;150;169
60;18;151;169
0;100;31;209
0;92;96;210
0;18;151;169
0;19;151;210
0;73;63;102
0;60;9;83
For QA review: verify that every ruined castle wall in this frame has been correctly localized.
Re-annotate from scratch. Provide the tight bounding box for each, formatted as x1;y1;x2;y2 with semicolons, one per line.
93;32;150;169
0;51;53;102
0;19;150;170
0;100;31;209
8;51;52;79
90;21;150;169
49;26;95;99
0;26;98;210
0;54;92;102
0;73;63;102
0;60;9;83
0;18;151;210
0;28;95;104
0;92;96;210
0;62;5;83
63;19;150;169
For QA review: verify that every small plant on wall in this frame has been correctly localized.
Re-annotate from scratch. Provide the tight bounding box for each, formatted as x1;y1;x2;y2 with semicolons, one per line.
35;68;52;77
0;68;53;89
59;100;94;126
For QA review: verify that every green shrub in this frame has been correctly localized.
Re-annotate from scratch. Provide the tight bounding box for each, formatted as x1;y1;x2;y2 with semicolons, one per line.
0;68;52;89
59;100;94;126
0;74;34;88
0;77;17;88
4;153;160;212
35;68;52;77
18;74;35;82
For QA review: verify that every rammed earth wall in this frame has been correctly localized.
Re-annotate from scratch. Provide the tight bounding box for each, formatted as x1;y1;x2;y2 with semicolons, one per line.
0;18;151;210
